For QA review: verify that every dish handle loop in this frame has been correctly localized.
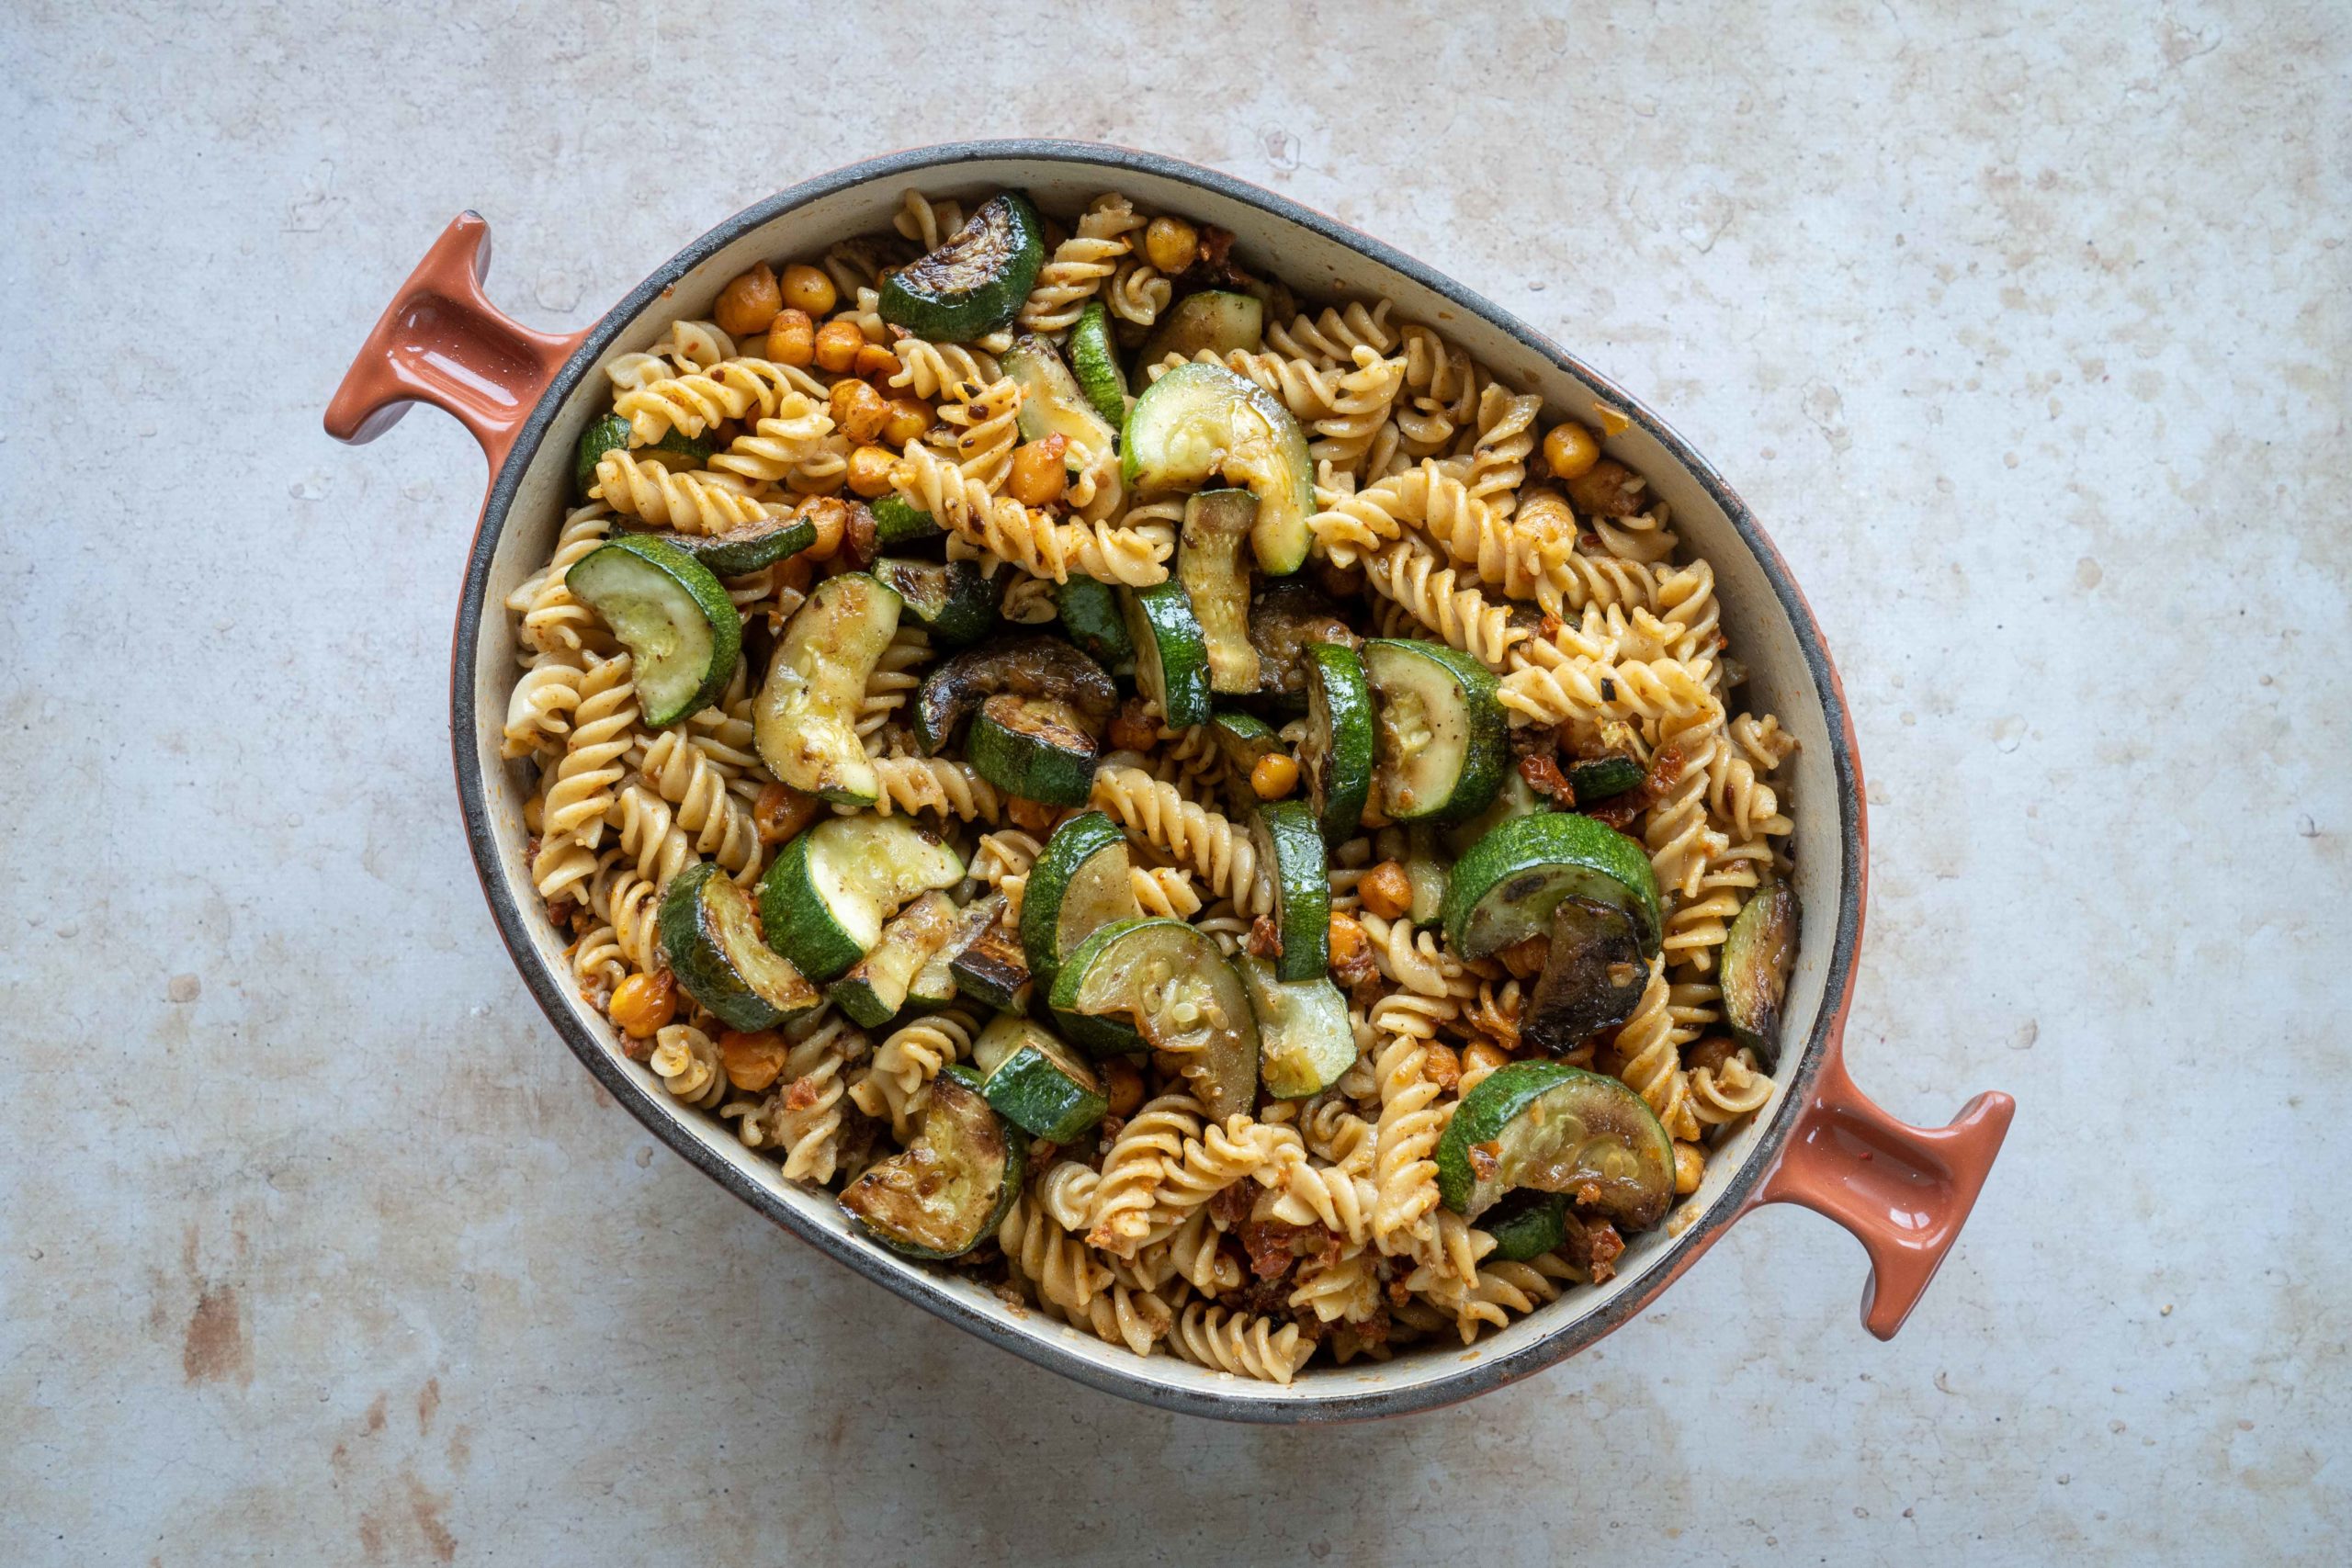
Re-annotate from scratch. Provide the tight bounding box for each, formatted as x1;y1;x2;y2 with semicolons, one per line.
322;211;586;473
1748;1050;2014;1339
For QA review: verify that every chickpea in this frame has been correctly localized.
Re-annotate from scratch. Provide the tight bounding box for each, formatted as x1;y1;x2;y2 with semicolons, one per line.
719;1031;788;1092
754;781;821;844
765;308;816;368
1144;215;1200;275
793;494;852;559
829;377;890;443
608;970;677;1039
1543;421;1602;480
1327;911;1372;976
1005;796;1059;835
1249;752;1300;801
715;263;783;338
1566;458;1644;519
1356;860;1413;920
879;398;933;448
780;263;838;317
812;318;865;373
1674;1140;1705;1196
522;792;544;834
846;444;897;498
852;343;899;383
1007;434;1069;507
1107;698;1159;754
1102;1056;1147;1120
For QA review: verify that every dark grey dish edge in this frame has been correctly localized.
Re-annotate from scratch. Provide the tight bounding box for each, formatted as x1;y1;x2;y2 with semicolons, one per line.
447;140;1866;1424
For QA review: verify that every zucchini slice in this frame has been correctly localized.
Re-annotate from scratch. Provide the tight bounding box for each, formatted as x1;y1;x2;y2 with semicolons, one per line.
565;535;741;728
651;513;818;578
1522;897;1647;1054
657;863;820;1032
1019;811;1146;1056
1003;333;1118;457
1251;801;1330;981
754;572;902;806
1442;810;1664;962
1441;769;1546;857
1123;583;1212;729
1235;955;1355;1100
1139;289;1266;363
1481;1191;1570;1263
1300;641;1374;843
1068;300;1130;431
1053;575;1135;671
966;694;1100;807
950;895;1032;1015
877;192;1046;343
1403;824;1449;925
909;894;1001;1013
1434;1061;1674;1231
1178;489;1262;694
1362;638;1509;827
912;636;1116;756
870;493;944;550
1050;918;1259;1118
757;815;966;984
827;889;964;1029
839;1067;1025;1258
1567;754;1645;806
1123;361;1314;575
1721;884;1797;1068
973;1015;1108;1142
874;557;999;649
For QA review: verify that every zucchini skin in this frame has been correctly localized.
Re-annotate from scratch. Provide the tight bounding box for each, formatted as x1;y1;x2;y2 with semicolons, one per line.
1362;637;1510;827
838;1070;1026;1259
1067;300;1130;430
1442;809;1664;961
1253;801;1330;981
1434;1062;1673;1229
1125;583;1212;729
876;557;999;649
965;694;1100;807
1301;642;1374;843
1021;811;1147;1058
1720;884;1797;1067
1054;576;1135;670
658;863;819;1032
878;192;1046;343
869;494;944;549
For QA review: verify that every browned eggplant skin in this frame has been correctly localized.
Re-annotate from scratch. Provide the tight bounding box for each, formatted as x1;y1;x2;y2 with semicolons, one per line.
1721;884;1798;1067
912;635;1116;753
1523;897;1647;1054
1247;581;1356;703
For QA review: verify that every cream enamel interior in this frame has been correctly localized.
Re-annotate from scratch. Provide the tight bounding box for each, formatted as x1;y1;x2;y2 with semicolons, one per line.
466;152;1849;1414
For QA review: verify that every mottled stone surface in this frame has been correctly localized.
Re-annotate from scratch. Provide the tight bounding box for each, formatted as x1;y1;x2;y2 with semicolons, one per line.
5;2;2346;1562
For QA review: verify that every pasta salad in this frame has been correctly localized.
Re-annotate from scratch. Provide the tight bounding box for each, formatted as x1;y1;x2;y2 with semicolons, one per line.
503;186;1799;1385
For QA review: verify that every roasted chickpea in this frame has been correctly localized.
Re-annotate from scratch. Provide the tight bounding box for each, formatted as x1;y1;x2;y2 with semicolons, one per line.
1566;458;1645;518
854;342;900;381
1249;752;1300;801
1327;911;1372;976
846;444;897;498
1005;796;1059;835
780;263;838;317
609;970;677;1039
1356;860;1413;919
812;318;865;374
1543;421;1602;480
753;781;821;844
1144;215;1200;275
718;1031;788;1092
765;308;815;368
1107;699;1159;754
1102;1056;1147;1120
715;263;783;338
1007;434;1069;507
1674;1140;1705;1196
879;398;933;448
829;377;890;443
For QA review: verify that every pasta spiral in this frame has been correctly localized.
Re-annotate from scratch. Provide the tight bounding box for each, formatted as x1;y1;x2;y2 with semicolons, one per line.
1088;766;1270;917
889;441;1172;586
593;450;773;535
1088;1093;1204;1255
1168;1303;1315;1386
861;753;1003;822
650;1023;727;1109
1019;193;1145;331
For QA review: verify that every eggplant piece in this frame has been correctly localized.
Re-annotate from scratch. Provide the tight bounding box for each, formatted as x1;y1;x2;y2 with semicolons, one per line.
911;635;1116;755
1522;896;1646;1055
1721;883;1797;1066
1247;580;1357;708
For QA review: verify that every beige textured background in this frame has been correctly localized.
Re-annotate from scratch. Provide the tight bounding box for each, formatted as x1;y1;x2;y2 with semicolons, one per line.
6;1;2346;1562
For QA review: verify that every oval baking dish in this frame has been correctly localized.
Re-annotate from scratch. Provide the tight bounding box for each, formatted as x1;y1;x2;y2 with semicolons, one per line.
324;141;2014;1422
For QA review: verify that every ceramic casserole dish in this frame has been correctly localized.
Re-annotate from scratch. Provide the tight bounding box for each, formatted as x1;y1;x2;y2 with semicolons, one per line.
324;140;2015;1422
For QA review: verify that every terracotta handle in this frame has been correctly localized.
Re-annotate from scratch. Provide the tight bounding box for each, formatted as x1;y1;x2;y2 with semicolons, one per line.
1750;1048;2015;1339
323;211;586;471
